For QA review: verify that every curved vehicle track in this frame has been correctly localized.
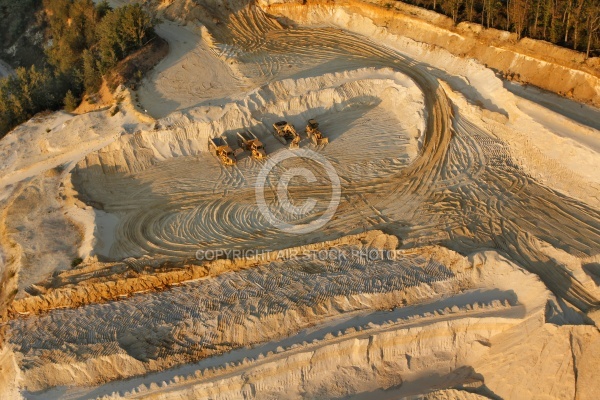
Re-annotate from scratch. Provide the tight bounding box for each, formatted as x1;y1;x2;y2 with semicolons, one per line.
77;4;599;313
236;6;600;313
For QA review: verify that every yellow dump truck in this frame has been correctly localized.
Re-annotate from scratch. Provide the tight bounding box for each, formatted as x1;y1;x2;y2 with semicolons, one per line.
209;136;236;166
237;131;267;159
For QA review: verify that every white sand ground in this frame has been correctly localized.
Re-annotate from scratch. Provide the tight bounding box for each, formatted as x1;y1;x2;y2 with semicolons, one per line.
137;21;249;118
75;67;425;259
0;93;149;296
1;0;599;399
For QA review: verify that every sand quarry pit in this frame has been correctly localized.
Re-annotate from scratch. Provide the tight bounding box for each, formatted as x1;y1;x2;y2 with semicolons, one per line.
1;0;600;399
72;67;424;259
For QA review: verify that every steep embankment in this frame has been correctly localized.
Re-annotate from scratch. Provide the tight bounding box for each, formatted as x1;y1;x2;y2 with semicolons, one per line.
12;243;549;396
21;247;588;400
260;0;600;107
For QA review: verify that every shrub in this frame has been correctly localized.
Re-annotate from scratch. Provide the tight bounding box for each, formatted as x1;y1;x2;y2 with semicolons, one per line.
64;90;79;111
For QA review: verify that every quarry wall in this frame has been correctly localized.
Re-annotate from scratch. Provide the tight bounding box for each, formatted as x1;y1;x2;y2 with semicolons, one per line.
259;0;600;107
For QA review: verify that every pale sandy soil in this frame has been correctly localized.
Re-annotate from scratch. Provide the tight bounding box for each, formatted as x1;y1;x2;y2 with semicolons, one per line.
137;21;248;118
73;81;115;115
1;0;599;399
0;90;148;297
12;245;546;396
16;247;592;400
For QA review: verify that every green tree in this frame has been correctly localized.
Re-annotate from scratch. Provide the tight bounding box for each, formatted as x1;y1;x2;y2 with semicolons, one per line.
584;1;600;58
97;8;126;71
97;4;155;72
0;65;65;137
63;89;78;111
45;0;99;74
83;49;101;93
95;0;112;18
121;4;154;48
0;0;156;137
509;0;532;39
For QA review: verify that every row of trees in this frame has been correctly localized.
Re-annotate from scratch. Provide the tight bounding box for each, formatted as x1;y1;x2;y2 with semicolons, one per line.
404;0;600;57
45;0;154;90
0;0;156;137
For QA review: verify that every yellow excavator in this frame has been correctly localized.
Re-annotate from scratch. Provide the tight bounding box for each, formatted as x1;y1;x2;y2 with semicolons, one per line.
305;119;328;145
272;121;300;149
